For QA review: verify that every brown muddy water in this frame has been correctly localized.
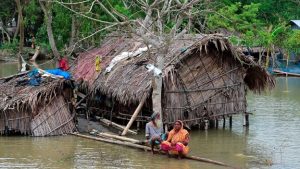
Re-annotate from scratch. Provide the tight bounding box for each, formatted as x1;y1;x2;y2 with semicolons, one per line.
0;61;300;169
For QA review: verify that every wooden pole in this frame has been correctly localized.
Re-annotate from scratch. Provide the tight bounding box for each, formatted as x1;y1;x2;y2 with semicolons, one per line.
215;118;219;129
97;132;142;144
204;120;209;130
223;116;226;129
99;118;137;135
71;133;239;169
243;114;249;127
136;121;140;132
229;116;232;128
121;94;147;136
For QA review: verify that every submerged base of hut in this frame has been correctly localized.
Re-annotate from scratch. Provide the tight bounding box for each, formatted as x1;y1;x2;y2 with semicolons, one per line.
0;71;76;136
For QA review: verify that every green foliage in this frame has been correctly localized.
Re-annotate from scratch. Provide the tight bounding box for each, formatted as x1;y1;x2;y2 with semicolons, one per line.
207;2;263;33
228;35;241;46
284;30;300;54
36;24;48;47
24;0;41;28
0;39;19;51
52;3;72;49
2;0;299;59
0;0;15;24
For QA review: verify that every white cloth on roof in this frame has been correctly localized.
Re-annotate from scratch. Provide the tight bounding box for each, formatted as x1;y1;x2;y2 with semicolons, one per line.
145;64;162;77
105;46;151;73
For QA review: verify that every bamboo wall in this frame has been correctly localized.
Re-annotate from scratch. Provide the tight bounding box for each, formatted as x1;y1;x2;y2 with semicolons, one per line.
31;96;75;136
163;50;246;127
0;110;31;135
0;95;75;136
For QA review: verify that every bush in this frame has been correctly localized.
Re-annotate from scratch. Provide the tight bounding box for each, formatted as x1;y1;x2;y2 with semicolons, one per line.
0;39;19;52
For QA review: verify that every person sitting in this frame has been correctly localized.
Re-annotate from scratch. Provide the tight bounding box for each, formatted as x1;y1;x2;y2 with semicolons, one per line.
145;112;165;154
161;120;190;159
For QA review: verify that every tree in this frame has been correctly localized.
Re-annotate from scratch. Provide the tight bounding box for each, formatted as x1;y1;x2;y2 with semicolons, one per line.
0;0;15;43
39;0;61;59
53;0;206;126
15;0;24;53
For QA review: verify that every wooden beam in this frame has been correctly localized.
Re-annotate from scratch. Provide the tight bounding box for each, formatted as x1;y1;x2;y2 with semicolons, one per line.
97;132;142;144
121;94;147;136
99;118;137;135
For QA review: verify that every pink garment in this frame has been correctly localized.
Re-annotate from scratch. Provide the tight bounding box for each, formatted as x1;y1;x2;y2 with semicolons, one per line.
161;142;185;153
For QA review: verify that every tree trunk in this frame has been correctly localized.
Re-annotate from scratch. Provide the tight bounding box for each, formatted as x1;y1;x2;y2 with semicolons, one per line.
39;0;61;59
0;26;11;43
69;1;76;48
15;0;24;53
152;48;168;125
13;15;20;39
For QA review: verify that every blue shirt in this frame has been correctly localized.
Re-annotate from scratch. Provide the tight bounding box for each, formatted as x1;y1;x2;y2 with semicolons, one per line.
145;122;163;139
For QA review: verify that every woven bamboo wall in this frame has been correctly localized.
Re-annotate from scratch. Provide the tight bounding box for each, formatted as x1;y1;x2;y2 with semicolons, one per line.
30;96;75;136
163;50;246;127
0;110;31;135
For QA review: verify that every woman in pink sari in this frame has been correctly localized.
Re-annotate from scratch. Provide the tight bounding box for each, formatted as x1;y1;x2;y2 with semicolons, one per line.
161;120;190;159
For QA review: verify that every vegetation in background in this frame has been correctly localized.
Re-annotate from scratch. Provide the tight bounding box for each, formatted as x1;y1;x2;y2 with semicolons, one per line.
0;0;299;65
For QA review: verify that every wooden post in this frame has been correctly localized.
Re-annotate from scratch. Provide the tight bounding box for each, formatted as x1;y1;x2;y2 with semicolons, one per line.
204;120;209;130
136;121;140;131
215;118;218;129
243;113;249;127
121;94;147;136
229;116;232;128
223;116;226;129
164;124;168;133
209;120;215;129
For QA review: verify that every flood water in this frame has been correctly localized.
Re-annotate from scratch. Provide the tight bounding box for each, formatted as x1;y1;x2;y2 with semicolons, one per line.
0;61;300;169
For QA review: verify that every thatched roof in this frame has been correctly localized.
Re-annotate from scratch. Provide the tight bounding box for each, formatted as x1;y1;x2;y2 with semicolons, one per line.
0;72;66;112
71;34;275;105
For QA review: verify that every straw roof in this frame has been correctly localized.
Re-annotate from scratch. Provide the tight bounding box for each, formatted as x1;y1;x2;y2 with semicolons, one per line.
0;73;66;113
71;34;275;105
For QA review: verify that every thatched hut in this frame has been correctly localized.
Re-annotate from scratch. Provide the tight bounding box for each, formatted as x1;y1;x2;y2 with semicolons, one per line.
71;34;275;129
0;72;76;136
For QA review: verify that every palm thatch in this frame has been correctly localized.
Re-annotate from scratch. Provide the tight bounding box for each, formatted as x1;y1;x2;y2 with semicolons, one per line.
72;33;275;127
0;73;76;136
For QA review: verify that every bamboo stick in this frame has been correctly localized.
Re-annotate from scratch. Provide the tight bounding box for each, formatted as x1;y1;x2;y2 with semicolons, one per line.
273;69;300;77
121;94;147;136
72;132;239;169
99;118;137;135
97;132;142;144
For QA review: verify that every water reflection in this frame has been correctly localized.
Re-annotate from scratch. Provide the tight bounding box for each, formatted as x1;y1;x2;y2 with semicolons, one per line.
0;62;19;77
0;60;56;78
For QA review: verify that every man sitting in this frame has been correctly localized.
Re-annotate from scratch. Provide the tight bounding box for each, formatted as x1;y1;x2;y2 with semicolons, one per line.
145;112;166;154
